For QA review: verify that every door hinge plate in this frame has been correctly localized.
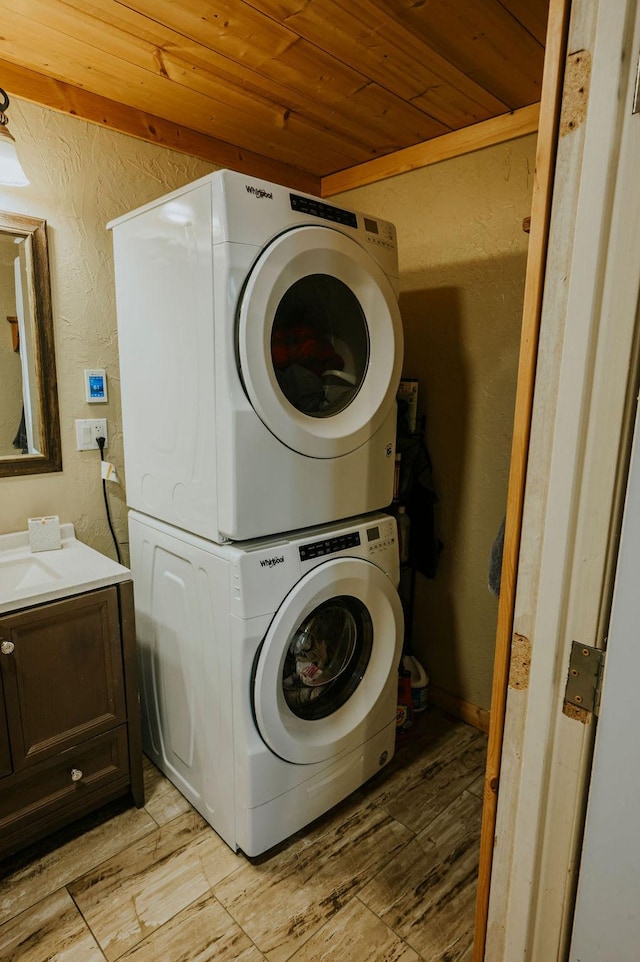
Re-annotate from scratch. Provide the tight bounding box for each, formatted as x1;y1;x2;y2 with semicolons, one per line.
565;641;606;715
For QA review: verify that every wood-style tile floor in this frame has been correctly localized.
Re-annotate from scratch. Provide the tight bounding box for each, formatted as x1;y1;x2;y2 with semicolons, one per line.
0;708;487;962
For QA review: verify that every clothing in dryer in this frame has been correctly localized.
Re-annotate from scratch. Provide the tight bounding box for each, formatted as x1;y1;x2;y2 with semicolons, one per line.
271;273;367;416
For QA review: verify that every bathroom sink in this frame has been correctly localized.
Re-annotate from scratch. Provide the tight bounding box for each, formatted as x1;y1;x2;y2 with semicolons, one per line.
0;556;61;594
0;523;130;614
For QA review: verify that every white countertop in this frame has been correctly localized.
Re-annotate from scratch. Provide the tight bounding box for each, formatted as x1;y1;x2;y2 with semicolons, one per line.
0;523;131;615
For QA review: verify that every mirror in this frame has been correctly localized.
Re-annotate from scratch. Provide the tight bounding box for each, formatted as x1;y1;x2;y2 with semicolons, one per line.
0;211;61;476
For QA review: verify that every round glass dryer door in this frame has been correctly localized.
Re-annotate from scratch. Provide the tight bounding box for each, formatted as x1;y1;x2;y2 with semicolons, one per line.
271;274;369;420
238;226;403;459
252;557;404;765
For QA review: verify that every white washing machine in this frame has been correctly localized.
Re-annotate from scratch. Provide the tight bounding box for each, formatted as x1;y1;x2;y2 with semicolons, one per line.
109;169;404;543
128;509;404;856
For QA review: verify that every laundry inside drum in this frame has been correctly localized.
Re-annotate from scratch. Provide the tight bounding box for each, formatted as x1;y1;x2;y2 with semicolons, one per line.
282;596;373;719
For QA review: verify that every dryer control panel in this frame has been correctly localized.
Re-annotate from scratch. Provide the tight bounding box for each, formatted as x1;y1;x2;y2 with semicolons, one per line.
289;193;396;253
290;193;357;228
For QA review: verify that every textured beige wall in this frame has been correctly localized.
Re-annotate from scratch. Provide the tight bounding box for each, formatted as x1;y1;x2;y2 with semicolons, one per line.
0;99;216;557
337;136;535;710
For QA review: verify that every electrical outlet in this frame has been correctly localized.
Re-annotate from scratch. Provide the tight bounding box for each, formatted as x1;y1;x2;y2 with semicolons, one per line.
75;418;108;451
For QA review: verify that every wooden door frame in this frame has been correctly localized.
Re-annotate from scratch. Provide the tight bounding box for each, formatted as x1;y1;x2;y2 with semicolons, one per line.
482;0;640;958
321;2;572;955
473;0;572;955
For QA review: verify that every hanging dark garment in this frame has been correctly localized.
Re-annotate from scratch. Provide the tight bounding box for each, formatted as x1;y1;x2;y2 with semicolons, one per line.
397;431;443;578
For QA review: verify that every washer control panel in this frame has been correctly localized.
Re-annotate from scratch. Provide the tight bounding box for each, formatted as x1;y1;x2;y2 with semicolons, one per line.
366;517;397;556
297;517;398;565
299;531;361;562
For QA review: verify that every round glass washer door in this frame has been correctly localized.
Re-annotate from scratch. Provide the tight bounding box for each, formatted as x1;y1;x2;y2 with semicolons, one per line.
238;226;403;459
252;557;404;765
282;595;372;720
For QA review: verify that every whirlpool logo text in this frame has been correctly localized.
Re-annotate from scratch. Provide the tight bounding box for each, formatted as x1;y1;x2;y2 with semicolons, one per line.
260;556;285;568
246;185;273;200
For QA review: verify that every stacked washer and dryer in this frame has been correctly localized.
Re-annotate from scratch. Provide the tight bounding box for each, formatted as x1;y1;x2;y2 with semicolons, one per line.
109;170;405;856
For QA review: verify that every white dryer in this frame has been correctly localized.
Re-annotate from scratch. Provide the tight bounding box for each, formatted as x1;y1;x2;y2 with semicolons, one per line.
110;170;403;542
128;509;404;856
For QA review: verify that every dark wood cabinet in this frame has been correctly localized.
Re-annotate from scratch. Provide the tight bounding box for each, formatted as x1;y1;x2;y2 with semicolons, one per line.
0;680;11;779
0;581;143;860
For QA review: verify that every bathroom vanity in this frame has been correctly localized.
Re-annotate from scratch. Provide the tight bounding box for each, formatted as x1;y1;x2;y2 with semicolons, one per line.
0;524;143;860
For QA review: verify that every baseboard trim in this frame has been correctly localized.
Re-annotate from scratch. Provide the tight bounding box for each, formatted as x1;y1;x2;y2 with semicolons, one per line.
429;686;491;735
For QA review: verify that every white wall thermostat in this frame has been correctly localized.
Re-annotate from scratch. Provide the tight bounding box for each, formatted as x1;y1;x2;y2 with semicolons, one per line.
84;369;108;403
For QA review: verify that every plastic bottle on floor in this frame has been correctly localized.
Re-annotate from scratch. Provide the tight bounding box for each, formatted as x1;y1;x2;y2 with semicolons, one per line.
396;666;414;736
402;654;430;713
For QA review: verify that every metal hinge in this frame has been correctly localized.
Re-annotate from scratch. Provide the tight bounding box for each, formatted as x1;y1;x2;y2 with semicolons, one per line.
565;641;606;716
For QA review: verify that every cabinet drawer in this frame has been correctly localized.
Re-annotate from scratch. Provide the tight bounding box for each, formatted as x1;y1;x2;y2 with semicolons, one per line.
0;726;129;830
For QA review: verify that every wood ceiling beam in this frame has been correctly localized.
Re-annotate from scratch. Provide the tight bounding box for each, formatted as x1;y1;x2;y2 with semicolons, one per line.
0;58;320;194
0;55;540;199
321;103;540;197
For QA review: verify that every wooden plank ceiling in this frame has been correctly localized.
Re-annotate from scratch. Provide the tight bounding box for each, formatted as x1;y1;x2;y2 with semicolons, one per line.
0;0;549;193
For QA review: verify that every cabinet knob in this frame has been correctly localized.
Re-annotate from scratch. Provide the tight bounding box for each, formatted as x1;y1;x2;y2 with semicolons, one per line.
0;640;14;655
70;768;83;782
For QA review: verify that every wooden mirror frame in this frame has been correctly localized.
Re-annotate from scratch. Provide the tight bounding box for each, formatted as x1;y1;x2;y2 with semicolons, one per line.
0;210;61;477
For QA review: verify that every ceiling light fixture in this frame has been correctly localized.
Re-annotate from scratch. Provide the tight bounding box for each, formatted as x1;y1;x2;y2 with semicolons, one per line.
0;87;29;187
